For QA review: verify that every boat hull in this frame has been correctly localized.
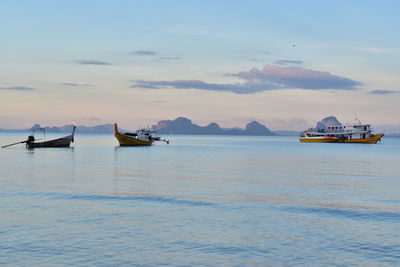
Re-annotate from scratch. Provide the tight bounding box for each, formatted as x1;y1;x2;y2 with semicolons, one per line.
27;135;74;148
114;124;153;146
299;137;338;143
300;133;384;144
339;133;384;144
115;132;153;146
26;126;76;148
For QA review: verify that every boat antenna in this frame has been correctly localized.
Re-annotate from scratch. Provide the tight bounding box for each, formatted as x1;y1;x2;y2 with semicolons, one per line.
32;126;46;140
353;110;362;126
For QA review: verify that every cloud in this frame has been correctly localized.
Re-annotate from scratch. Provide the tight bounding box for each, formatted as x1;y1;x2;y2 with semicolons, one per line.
131;50;180;60
80;116;101;121
369;90;399;95
231;65;360;90
63;83;93;87
78;60;110;65
0;86;35;91
131;50;157;56
132;79;268;94
358;47;400;54
275;60;303;65
249;59;265;62
131;65;360;94
159;56;180;60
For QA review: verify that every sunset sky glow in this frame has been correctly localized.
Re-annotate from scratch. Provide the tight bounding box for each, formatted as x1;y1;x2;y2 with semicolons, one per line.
1;0;399;131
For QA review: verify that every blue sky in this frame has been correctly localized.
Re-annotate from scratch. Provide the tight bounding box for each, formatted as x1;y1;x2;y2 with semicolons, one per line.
1;1;399;130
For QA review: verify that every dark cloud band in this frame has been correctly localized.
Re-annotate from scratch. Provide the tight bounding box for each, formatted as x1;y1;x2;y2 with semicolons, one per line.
0;86;34;91
63;83;92;87
131;50;157;56
131;65;360;94
275;60;303;65
159;56;180;60
132;80;274;94
78;60;110;65
369;90;399;95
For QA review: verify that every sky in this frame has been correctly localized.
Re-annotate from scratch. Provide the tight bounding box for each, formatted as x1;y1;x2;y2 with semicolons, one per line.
1;0;399;131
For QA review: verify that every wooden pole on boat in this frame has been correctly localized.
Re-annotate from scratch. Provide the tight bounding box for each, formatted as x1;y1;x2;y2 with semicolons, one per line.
114;123;119;135
71;125;77;142
1;140;28;148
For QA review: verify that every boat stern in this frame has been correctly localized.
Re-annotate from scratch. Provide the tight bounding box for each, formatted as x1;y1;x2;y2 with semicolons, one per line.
114;123;119;136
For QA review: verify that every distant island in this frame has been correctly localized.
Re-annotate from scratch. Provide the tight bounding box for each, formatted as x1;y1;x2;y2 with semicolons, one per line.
2;116;397;136
0;117;295;136
0;123;116;134
151;117;276;136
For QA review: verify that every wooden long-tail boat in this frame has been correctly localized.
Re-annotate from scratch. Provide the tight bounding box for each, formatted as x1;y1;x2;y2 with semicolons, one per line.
2;126;76;149
114;123;169;146
26;125;76;148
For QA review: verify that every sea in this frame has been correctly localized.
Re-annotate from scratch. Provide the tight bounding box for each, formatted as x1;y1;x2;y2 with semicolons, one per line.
1;132;399;266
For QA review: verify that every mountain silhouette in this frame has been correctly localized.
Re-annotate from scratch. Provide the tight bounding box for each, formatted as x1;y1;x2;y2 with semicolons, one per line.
152;117;275;136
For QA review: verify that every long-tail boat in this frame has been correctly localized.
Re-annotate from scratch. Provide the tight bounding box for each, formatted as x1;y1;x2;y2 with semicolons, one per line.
300;124;384;143
2;126;76;148
114;123;169;146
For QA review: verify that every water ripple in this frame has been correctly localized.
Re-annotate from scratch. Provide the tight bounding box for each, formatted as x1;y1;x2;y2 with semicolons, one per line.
172;240;272;257
1;190;215;207
337;242;400;263
282;205;400;223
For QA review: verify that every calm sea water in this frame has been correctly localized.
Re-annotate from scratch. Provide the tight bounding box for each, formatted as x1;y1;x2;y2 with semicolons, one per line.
1;132;399;266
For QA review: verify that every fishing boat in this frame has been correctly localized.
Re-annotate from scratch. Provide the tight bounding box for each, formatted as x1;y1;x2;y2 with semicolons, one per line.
2;126;76;148
114;123;169;146
300;124;384;143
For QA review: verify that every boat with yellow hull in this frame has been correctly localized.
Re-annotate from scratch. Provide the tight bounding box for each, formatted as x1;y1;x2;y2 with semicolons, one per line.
114;123;169;146
300;134;384;143
300;124;384;144
339;133;384;143
299;136;338;143
114;123;153;146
